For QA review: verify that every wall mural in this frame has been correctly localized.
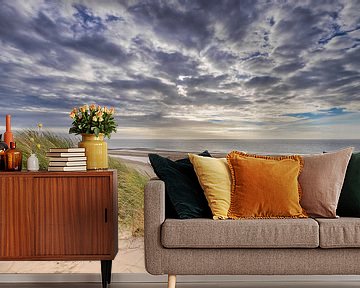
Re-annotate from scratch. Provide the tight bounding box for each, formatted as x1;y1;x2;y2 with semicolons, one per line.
0;0;359;273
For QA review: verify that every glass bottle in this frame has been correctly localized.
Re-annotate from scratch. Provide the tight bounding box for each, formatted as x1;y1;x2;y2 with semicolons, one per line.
0;134;8;171
4;115;14;147
5;142;22;171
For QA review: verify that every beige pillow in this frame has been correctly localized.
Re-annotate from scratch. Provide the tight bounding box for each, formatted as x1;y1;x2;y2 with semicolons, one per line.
299;147;353;218
189;153;231;219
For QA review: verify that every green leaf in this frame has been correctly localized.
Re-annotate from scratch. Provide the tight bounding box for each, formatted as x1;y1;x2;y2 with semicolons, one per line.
94;127;100;137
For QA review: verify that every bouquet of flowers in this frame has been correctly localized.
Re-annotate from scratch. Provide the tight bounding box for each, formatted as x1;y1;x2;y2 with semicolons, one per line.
69;104;117;138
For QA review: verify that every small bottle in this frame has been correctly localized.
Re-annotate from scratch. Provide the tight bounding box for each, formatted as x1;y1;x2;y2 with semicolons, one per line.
0;134;8;171
5;142;22;171
4;115;14;147
27;153;39;171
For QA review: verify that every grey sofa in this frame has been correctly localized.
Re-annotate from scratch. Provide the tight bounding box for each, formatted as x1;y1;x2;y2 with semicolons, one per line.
144;179;360;288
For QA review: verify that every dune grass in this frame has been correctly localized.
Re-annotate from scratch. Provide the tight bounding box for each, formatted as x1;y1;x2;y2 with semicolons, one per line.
16;129;78;170
15;129;148;236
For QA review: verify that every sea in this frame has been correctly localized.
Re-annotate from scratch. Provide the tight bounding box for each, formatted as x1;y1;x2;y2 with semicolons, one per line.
108;139;360;155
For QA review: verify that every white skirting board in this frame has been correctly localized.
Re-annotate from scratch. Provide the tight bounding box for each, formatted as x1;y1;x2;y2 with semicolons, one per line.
1;274;360;283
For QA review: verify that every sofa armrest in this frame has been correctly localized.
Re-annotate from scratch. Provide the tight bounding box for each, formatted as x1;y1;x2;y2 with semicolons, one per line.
144;179;165;275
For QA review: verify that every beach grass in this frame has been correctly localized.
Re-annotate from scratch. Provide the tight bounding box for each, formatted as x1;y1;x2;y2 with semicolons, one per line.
108;157;147;236
15;129;147;236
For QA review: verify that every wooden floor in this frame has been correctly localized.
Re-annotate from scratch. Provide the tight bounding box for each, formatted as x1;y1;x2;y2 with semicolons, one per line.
0;282;360;288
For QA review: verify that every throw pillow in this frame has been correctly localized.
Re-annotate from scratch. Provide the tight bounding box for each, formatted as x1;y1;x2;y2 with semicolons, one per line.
299;147;353;218
337;152;360;217
227;151;307;219
148;151;212;219
189;153;232;219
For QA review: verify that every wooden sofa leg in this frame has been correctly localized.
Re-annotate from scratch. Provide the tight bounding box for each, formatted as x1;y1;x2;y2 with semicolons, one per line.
168;274;176;288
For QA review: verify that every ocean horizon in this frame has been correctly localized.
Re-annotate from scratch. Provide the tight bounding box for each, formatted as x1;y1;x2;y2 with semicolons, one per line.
107;139;360;155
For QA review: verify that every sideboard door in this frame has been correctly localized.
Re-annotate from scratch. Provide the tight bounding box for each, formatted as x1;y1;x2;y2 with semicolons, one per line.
0;176;34;258
34;176;113;257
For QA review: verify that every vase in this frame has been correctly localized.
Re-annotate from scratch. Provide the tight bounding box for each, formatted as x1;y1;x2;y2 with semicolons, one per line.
4;114;14;147
27;153;39;171
78;133;108;170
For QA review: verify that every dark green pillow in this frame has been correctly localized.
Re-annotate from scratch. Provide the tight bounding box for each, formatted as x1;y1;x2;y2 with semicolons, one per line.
148;151;212;219
337;152;360;217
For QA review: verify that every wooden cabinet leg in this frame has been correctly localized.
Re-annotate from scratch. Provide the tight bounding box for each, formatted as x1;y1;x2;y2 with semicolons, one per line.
107;260;112;284
101;260;111;288
168;274;176;288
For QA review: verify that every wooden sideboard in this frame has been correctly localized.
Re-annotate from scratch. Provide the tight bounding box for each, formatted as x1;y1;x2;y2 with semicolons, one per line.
0;170;118;288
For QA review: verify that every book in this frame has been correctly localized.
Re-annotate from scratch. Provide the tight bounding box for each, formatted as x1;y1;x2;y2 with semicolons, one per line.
48;166;87;172
46;152;86;157
49;161;87;167
48;157;87;162
49;147;85;153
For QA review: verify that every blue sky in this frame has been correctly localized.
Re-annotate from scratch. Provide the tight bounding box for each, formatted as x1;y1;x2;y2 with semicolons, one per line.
0;0;359;139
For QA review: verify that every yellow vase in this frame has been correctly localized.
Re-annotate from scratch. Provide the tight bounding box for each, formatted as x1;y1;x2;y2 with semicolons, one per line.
78;133;108;170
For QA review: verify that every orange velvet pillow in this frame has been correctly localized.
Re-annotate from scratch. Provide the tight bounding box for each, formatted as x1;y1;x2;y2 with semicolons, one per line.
227;151;307;219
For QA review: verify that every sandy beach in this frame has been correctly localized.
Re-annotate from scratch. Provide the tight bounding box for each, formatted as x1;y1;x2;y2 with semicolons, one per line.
0;231;146;273
108;148;226;177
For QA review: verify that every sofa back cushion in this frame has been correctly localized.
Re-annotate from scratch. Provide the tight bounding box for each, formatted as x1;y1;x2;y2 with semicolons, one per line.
189;153;231;219
299;147;353;218
148;151;212;219
227;151;307;219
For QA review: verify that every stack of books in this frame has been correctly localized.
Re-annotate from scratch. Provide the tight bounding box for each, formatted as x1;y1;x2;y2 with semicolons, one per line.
46;147;87;172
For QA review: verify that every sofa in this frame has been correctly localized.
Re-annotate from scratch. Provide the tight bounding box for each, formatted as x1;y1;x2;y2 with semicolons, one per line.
144;178;360;288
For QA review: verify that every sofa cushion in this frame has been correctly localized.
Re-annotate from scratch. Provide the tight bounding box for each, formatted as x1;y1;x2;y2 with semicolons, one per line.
299;147;353;218
226;151;307;219
161;218;319;248
189;154;232;219
148;151;212;219
337;152;360;217
316;218;360;248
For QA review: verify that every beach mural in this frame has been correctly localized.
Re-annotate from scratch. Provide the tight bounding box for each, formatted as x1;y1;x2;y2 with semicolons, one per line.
1;0;360;273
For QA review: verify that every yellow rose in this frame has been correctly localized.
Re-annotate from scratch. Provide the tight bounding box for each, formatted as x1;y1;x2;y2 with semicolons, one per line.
37;123;43;128
36;144;41;149
109;107;115;114
90;104;96;111
96;111;103;117
70;112;76;118
92;116;97;122
98;116;104;122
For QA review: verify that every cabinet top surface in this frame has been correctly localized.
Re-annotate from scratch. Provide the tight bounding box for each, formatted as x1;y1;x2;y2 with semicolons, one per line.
0;169;116;177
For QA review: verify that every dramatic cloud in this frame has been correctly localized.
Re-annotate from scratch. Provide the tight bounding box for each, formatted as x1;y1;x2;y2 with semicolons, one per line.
0;0;359;139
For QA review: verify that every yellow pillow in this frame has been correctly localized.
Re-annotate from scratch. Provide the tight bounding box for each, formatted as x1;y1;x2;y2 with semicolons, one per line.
227;151;307;219
189;153;231;219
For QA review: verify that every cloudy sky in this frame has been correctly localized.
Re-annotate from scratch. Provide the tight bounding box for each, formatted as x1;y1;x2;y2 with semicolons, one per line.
0;0;359;139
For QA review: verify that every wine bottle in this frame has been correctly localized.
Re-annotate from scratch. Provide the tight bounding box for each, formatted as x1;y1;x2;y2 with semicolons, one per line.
4;115;14;147
5;142;22;171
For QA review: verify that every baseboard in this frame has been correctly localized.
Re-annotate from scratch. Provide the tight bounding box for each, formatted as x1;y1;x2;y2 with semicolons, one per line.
1;273;360;283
